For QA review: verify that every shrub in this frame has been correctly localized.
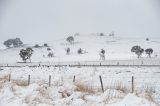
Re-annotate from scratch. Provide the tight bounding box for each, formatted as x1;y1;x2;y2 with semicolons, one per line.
44;43;48;47
47;48;51;51
34;44;41;48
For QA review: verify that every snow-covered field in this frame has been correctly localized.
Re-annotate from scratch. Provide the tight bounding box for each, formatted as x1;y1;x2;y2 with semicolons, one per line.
0;35;160;106
0;34;160;63
0;66;160;106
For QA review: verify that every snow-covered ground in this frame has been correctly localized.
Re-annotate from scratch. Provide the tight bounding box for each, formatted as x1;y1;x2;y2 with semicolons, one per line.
0;34;160;63
0;66;159;106
0;35;160;106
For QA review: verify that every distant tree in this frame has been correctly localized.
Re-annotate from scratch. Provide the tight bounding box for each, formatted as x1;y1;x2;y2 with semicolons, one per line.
19;48;33;63
26;48;34;62
101;49;105;54
109;31;115;37
77;48;83;54
12;38;23;47
145;48;153;58
66;47;70;55
146;38;149;41
3;38;23;48
47;47;51;51
44;43;48;47
3;39;13;48
66;36;74;44
74;33;80;36
100;33;104;36
48;52;54;57
99;49;105;60
131;46;144;58
34;44;41;48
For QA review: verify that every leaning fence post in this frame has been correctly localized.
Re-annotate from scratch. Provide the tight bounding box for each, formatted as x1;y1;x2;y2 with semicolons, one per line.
73;75;75;83
8;74;11;81
132;76;134;93
28;75;30;86
49;75;51;87
99;76;104;93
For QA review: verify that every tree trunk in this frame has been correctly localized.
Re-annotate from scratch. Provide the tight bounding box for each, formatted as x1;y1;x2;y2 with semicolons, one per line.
29;58;31;63
149;54;151;58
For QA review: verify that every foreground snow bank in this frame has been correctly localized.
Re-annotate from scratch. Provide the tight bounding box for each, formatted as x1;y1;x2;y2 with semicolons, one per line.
0;80;157;106
0;66;159;106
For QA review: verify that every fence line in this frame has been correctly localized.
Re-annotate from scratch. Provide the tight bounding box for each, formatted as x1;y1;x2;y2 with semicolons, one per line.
1;74;160;94
1;59;160;67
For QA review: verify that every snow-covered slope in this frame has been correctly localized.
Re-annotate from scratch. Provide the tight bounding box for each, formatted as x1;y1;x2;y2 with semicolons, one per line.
0;34;160;63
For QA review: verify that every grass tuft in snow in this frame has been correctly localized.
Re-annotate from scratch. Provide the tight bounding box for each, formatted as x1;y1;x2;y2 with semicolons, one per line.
74;82;95;94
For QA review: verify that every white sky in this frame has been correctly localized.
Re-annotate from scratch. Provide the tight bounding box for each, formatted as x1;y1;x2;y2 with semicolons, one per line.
0;0;160;44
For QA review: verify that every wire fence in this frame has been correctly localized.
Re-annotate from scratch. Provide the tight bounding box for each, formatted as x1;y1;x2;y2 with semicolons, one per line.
1;59;160;67
1;74;160;94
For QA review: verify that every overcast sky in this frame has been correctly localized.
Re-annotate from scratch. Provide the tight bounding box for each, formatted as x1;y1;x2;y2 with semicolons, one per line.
0;0;160;44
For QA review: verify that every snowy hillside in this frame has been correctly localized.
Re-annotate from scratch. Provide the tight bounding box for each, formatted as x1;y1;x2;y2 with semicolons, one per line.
0;34;160;63
0;35;160;106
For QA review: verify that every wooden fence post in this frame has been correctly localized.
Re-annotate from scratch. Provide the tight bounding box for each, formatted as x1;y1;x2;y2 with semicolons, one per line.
8;74;11;82
28;75;30;86
99;76;104;93
49;75;51;87
73;75;75;83
132;76;134;93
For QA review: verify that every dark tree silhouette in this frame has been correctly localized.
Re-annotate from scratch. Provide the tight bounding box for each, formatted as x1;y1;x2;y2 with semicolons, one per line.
131;46;144;58
34;44;41;48
66;47;70;55
19;48;33;63
44;43;48;47
47;48;51;51
78;48;83;54
48;52;54;57
145;48;153;58
4;38;23;48
146;38;149;41
66;36;74;44
4;39;12;48
100;49;105;60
